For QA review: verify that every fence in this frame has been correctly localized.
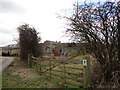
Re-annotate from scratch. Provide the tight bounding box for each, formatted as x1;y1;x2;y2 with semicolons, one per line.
28;54;91;88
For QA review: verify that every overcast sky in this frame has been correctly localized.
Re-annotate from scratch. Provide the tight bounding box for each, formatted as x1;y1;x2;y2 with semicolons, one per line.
0;0;108;46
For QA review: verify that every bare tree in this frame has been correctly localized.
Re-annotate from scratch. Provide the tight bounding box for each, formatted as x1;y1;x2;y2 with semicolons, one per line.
116;1;120;64
17;24;42;61
66;1;120;87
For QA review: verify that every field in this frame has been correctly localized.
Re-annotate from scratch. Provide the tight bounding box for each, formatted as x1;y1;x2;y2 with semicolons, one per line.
2;55;91;88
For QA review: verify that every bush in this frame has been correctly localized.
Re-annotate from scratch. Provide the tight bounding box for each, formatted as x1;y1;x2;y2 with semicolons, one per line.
17;24;42;61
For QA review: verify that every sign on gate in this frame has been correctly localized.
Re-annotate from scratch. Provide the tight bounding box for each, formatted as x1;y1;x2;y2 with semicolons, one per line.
83;59;87;66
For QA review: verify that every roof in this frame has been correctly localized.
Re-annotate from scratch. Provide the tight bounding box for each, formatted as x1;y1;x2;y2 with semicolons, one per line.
1;44;19;50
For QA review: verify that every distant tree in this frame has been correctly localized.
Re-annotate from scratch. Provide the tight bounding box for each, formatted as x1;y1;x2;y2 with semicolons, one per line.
2;52;5;56
67;42;76;47
66;1;120;87
7;51;10;56
17;24;42;61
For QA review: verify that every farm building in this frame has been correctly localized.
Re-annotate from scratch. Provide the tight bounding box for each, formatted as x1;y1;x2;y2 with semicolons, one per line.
42;40;60;54
1;44;20;56
0;41;90;57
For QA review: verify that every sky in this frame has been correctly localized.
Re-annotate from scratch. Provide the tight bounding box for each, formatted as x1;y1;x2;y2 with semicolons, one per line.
0;0;110;46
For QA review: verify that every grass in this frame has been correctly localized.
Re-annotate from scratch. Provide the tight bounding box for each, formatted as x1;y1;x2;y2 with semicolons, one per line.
32;55;85;87
2;58;50;88
2;55;86;88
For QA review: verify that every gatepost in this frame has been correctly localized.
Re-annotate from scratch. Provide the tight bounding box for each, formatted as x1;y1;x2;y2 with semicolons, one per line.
28;54;32;68
83;56;91;88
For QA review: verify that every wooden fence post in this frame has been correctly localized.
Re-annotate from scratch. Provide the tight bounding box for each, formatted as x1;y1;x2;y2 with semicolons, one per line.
83;56;91;88
49;59;52;79
39;59;42;75
28;54;32;68
63;61;66;86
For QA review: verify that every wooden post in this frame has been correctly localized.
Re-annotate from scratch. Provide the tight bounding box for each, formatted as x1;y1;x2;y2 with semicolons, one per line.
49;59;51;79
39;59;42;75
83;56;91;88
28;54;32;68
36;63;38;72
63;61;66;86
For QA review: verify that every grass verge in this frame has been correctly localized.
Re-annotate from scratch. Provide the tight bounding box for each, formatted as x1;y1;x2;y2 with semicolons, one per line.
2;56;84;89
